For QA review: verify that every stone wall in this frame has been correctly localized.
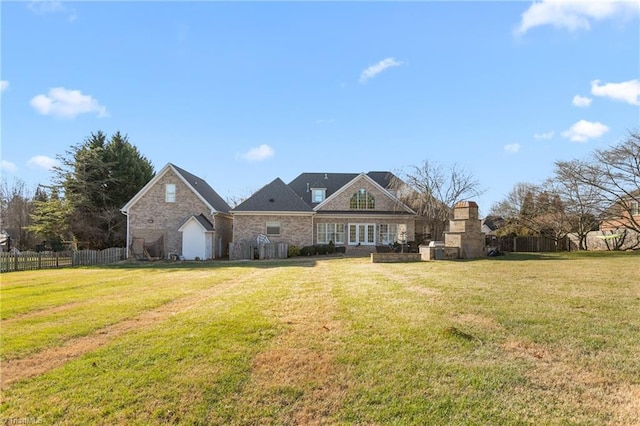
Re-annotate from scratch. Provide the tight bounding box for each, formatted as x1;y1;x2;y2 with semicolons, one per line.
370;253;421;263
420;245;459;261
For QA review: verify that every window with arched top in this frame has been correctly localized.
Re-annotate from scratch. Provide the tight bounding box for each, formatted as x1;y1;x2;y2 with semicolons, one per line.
350;188;375;209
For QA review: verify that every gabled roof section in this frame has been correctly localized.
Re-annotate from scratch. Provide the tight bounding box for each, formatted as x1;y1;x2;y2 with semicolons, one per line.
232;178;313;213
288;173;358;207
178;214;215;232
121;163;231;214
171;164;231;213
288;171;403;207
313;172;415;214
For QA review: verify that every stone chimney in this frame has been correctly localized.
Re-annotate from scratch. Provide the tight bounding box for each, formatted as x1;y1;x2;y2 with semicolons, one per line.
444;201;485;259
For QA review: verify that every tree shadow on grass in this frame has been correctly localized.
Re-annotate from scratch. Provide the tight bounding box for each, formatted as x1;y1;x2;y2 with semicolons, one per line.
95;257;320;270
457;252;568;262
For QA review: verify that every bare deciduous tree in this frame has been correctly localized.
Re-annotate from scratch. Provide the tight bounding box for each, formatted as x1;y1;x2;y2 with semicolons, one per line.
0;178;37;250
587;131;640;234
550;160;604;250
392;160;483;241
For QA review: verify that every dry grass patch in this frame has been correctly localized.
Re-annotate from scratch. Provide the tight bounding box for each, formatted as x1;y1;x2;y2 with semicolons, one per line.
503;339;640;425
234;261;350;425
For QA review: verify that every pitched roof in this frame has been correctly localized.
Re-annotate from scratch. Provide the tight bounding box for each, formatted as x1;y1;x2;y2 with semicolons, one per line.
232;178;313;212
179;214;215;232
288;171;400;207
171;164;231;213
121;163;231;214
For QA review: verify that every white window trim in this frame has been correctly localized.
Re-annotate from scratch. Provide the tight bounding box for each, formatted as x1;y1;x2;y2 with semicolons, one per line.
266;221;281;236
317;223;345;244
311;188;326;203
348;223;376;245
165;184;176;203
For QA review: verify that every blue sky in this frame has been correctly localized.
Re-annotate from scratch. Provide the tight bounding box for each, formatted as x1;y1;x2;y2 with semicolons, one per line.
1;1;639;214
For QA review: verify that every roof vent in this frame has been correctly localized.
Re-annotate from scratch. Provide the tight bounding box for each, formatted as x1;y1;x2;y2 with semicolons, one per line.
324;173;328;180
306;183;310;192
269;198;275;203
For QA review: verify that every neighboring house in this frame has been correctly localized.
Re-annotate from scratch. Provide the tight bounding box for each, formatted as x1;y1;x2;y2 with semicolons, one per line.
599;192;640;232
121;163;232;260
0;230;10;252
231;172;417;255
481;215;505;235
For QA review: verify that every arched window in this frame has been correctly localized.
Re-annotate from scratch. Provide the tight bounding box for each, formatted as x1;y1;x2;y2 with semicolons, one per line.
350;188;375;209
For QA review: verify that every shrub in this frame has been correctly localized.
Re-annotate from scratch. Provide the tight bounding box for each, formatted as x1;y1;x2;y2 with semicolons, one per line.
328;241;335;254
316;244;329;255
300;245;317;256
288;245;301;257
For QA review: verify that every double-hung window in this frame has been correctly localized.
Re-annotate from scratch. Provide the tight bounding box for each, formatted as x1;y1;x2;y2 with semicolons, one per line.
165;184;176;203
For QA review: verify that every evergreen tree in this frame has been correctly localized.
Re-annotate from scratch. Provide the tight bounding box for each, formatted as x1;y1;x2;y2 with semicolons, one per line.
32;131;154;249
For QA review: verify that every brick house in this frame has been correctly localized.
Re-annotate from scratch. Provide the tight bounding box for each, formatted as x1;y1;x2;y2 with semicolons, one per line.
121;163;232;260
599;193;640;232
231;172;417;256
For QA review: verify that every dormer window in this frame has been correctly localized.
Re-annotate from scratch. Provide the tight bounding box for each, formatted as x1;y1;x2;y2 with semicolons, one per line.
312;188;326;203
350;188;375;209
165;184;176;203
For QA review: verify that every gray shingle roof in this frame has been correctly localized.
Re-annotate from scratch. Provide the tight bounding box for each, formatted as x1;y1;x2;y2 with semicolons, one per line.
288;172;400;207
194;214;214;231
171;164;231;213
232;178;313;212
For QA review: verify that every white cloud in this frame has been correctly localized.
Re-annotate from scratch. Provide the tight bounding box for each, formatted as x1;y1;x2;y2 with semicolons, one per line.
359;58;403;84
239;144;275;162
28;1;77;22
561;120;609;142
504;143;521;153
572;95;592;107
0;81;9;92
591;79;640;106
534;131;555;140
515;0;639;35
30;87;109;119
27;155;59;170
1;160;18;173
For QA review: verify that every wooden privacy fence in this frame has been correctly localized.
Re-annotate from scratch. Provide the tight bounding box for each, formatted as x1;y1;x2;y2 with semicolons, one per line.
229;242;289;260
491;236;568;253
0;247;126;273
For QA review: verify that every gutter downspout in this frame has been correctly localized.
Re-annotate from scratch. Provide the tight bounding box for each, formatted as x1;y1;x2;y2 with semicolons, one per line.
211;210;217;260
121;209;129;259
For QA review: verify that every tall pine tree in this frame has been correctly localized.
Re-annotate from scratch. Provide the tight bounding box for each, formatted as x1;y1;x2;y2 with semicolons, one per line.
35;131;155;249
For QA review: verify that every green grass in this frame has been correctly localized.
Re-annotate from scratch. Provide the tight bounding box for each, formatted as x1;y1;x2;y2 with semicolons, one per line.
1;252;639;425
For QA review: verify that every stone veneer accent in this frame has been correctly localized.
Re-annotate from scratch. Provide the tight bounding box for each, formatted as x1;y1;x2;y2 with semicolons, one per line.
127;168;231;258
444;201;485;259
371;253;421;263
